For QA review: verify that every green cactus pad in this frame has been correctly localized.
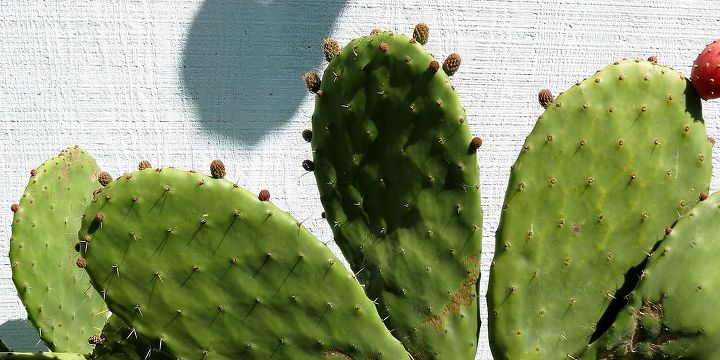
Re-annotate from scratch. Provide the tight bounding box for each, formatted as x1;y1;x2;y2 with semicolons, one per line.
0;353;86;359
311;31;482;359
89;316;166;360
79;168;409;360
585;192;720;359
10;147;108;352
488;60;712;359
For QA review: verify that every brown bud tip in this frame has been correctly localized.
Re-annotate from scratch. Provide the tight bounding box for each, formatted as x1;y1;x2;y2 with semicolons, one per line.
210;160;226;179
76;258;88;268
258;189;271;201
323;38;341;62
138;160;152;170
413;22;430;45
647;55;657;64
538;89;554;108
11;204;19;213
30;169;37;177
664;226;673;235
98;172;113;187
379;42;389;53
700;191;709;201
88;335;106;345
302;129;313;143
303;72;321;94
302;160;315;171
428;60;440;73
443;53;461;76
370;28;382;35
469;137;483;151
95;212;105;223
709;136;716;145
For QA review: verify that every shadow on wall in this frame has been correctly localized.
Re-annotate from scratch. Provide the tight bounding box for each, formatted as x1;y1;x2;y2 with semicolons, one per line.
0;319;46;352
182;0;349;145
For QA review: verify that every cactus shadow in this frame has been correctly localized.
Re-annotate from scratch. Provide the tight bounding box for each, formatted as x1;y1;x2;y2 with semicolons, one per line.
0;319;47;352
182;0;349;146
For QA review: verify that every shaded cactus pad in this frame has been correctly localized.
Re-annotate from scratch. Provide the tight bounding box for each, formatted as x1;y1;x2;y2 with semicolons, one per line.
79;168;409;360
10;147;108;352
311;30;482;359
488;60;712;359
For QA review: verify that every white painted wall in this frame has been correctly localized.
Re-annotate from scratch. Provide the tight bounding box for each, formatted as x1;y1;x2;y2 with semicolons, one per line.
1;1;719;358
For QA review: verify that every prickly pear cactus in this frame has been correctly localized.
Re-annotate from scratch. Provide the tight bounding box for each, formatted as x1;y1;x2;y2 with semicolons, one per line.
79;167;409;360
309;28;482;359
9;147;108;352
488;60;712;359
585;192;720;359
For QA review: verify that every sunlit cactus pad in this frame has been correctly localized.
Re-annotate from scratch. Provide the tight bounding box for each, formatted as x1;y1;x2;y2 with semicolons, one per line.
488;59;712;359
10;147;108;352
79;167;408;360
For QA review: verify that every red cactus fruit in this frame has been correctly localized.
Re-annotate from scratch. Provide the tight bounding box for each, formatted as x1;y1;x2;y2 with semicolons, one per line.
98;172;113;186
304;72;321;94
691;40;720;100
302;160;314;171
210;160;226;179
469;137;483;151
443;53;461;76
302;129;312;143
379;42;389;53
538;89;554;108
700;191;709;201
323;38;341;62
413;22;429;45
258;189;271;201
88;335;106;345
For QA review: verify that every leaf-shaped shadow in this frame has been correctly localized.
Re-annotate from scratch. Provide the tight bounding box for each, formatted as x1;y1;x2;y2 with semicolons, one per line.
182;0;349;145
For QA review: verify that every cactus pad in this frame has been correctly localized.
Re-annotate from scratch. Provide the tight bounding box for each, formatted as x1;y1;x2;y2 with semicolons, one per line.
310;30;482;359
10;147;108;352
488;60;712;359
79;168;408;360
586;192;720;359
